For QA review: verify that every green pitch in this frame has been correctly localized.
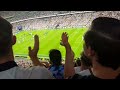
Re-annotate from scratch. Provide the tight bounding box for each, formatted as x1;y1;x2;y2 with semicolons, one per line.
13;28;87;59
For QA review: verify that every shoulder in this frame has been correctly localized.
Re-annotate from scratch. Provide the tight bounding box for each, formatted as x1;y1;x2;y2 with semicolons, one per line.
69;74;101;79
30;66;54;79
15;66;54;79
68;74;88;79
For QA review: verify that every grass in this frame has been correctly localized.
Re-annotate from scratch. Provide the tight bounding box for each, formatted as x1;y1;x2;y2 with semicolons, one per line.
13;28;87;60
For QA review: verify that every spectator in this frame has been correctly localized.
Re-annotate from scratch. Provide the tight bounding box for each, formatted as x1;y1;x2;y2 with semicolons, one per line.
74;52;92;75
74;58;81;72
48;49;64;79
70;30;120;79
61;32;92;78
80;52;92;71
64;17;120;79
76;58;81;66
29;48;64;79
0;16;54;79
28;35;64;79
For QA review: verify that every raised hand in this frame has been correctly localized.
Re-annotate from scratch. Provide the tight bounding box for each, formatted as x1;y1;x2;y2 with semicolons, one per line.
60;32;75;78
28;35;45;66
28;35;39;59
60;32;69;46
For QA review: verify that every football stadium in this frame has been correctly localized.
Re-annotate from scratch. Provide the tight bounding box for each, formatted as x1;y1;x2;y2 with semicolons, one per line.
0;11;120;69
0;11;120;79
1;11;94;60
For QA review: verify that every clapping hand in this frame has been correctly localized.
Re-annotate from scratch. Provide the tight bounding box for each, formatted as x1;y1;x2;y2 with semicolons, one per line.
60;32;69;47
28;35;39;59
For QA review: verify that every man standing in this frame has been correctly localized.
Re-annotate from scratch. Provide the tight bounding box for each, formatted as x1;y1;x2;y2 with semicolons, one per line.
0;16;54;79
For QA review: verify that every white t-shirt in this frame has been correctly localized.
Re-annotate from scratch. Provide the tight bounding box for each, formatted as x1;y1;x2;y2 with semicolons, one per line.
76;69;91;76
0;66;54;79
74;66;81;73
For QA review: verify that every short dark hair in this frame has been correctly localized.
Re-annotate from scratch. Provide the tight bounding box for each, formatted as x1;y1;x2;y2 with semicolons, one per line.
75;58;81;66
90;17;120;40
0;17;13;57
84;30;120;70
49;49;62;66
80;52;92;67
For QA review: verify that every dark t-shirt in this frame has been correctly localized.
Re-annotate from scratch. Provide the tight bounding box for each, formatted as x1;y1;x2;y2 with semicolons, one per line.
69;74;100;79
69;74;120;79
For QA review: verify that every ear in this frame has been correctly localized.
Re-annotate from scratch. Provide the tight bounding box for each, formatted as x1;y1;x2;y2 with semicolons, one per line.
12;35;16;45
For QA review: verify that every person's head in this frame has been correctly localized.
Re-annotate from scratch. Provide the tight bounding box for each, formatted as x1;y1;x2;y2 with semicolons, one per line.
84;17;120;69
49;49;62;66
0;17;16;58
76;59;81;66
83;30;120;70
74;58;81;67
90;17;120;40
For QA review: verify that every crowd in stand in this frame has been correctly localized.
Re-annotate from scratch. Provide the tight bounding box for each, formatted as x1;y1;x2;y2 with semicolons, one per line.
15;59;33;68
0;11;79;22
8;11;120;34
15;57;80;68
1;15;120;79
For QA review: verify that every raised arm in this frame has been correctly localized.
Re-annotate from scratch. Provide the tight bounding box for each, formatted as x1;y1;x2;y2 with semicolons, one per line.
28;35;44;67
61;32;75;78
